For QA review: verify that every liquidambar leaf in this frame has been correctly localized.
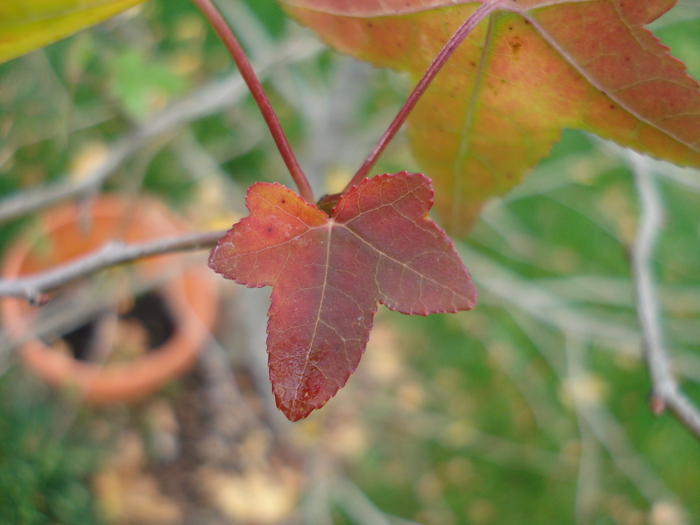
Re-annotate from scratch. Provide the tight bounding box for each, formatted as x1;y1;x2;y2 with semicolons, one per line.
280;0;700;232
209;172;476;421
0;0;148;64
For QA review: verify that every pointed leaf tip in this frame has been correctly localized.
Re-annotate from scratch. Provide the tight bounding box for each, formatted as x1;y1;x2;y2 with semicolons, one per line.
209;172;476;420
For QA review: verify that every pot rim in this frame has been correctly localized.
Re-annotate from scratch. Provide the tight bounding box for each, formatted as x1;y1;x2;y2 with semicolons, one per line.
0;194;219;404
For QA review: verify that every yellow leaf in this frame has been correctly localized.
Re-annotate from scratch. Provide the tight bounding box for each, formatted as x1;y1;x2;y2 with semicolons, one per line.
0;0;149;64
281;0;700;233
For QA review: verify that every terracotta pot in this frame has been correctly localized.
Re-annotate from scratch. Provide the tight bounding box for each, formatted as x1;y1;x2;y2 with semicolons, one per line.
1;194;218;404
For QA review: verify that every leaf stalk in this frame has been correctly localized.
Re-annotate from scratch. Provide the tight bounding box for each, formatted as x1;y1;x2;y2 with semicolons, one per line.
191;0;315;203
344;0;507;193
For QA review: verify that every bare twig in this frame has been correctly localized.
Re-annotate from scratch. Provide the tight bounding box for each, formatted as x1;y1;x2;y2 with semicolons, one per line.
504;311;680;507
0;230;225;302
0;34;321;224
628;151;700;440
458;242;700;386
562;334;674;507
0;271;175;369
332;477;396;525
457;244;641;345
484;338;564;442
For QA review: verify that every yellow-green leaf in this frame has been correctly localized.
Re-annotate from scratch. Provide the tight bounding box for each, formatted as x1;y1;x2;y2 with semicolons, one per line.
280;0;700;233
0;0;149;64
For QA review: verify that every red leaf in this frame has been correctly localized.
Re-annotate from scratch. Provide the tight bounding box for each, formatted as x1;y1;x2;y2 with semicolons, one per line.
209;172;476;420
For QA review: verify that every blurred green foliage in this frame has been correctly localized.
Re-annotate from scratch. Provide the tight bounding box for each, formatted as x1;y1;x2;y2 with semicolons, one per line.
110;49;189;120
0;374;103;525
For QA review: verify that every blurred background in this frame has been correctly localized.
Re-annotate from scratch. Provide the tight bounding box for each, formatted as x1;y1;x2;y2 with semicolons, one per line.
1;0;700;523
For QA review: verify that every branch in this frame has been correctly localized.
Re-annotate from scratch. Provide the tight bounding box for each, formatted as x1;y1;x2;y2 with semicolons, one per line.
0;34;321;225
563;335;675;504
0;230;225;303
628;151;700;440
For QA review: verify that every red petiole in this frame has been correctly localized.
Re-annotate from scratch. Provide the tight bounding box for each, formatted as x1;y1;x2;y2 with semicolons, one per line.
191;0;315;204
193;0;503;206
344;0;506;193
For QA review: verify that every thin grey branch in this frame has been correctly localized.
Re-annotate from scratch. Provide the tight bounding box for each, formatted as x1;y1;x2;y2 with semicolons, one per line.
628;151;700;440
563;335;675;505
0;33;321;224
332;477;396;525
0;230;225;302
